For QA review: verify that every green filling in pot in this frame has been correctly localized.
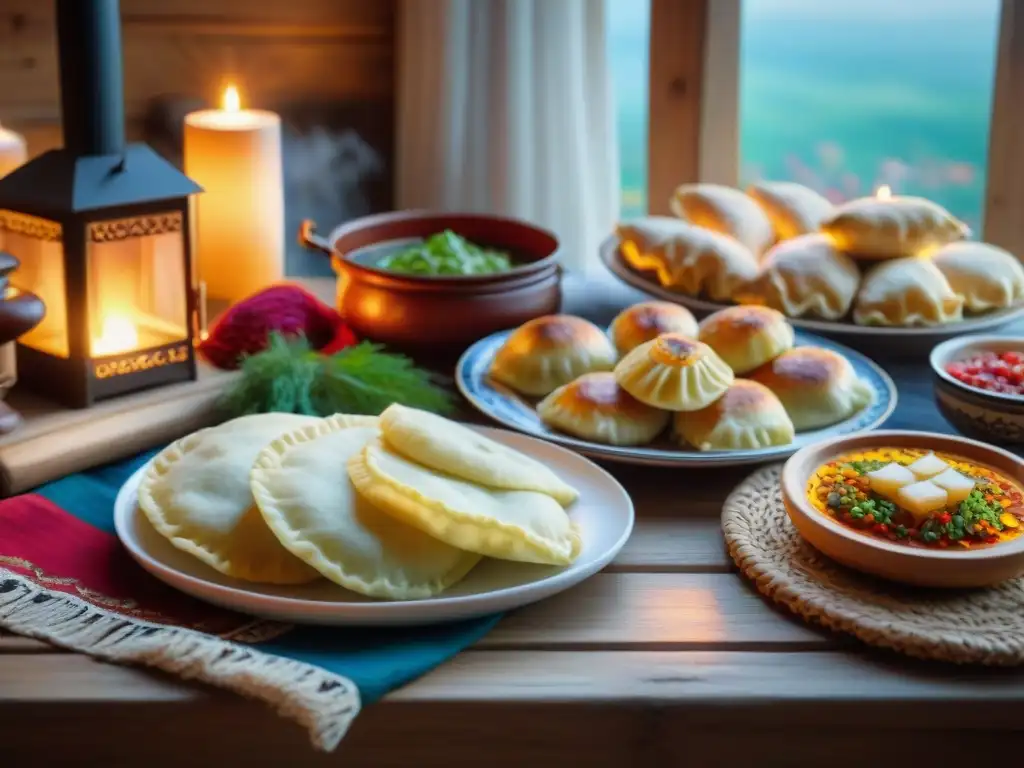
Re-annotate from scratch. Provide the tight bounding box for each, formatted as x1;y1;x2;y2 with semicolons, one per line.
377;230;514;276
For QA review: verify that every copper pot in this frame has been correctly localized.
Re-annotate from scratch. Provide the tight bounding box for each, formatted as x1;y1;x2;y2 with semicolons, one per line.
299;211;562;353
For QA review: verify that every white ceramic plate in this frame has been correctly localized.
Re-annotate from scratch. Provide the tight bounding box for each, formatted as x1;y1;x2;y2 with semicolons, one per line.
457;329;897;468
113;426;634;627
600;235;1024;345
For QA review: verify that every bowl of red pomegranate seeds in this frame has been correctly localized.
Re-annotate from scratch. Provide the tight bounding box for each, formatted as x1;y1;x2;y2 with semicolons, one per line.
930;335;1024;444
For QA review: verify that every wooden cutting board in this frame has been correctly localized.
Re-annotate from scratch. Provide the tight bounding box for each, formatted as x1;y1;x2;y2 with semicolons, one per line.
0;361;237;497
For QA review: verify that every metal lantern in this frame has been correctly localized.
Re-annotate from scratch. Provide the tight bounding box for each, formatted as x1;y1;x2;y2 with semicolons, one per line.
0;0;203;408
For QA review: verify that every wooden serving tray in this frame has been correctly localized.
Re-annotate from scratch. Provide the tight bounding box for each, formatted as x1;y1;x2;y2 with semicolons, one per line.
0;362;236;497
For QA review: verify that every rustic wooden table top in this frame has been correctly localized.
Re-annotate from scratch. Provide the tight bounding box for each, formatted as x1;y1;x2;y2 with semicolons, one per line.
3;274;1024;766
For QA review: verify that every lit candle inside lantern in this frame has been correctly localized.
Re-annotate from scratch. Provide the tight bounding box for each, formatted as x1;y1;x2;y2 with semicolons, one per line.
0;122;27;179
183;85;284;303
92;314;140;357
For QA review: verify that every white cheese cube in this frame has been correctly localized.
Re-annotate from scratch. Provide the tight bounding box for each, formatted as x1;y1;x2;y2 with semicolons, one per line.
866;462;917;499
929;468;975;507
907;452;949;480
897;480;949;524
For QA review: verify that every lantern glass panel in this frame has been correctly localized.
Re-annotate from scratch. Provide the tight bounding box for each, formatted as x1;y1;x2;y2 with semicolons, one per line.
86;212;188;357
0;209;68;358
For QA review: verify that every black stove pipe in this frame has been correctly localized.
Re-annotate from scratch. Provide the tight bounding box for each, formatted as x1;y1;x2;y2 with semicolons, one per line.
55;0;126;157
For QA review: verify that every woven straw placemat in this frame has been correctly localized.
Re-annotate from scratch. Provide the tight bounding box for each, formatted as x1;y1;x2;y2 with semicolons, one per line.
723;463;1024;665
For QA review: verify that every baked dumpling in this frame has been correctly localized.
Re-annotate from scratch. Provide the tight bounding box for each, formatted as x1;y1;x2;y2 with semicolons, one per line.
379;403;578;505
697;305;794;375
669;183;775;255
137;413;322;585
614;332;734;411
610;301;699;356
821;195;969;259
746;181;834;241
617;217;759;300
673;379;795;451
250;416;481;599
490;315;617;397
931;241;1024;312
749;347;875;430
853;257;963;327
537;372;670;446
736;234;860;320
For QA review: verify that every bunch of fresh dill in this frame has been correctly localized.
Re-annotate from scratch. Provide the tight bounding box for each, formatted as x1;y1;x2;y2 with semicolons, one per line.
219;332;455;418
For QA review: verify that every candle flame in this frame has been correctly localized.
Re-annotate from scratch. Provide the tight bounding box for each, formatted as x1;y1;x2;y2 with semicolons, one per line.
222;85;241;113
93;314;139;356
876;184;893;200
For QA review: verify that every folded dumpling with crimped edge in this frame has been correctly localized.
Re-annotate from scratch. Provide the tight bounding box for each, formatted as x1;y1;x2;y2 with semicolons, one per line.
736;234;860;320
821;194;969;259
853;257;963;327
348;438;581;566
609;301;698;356
250;415;481;599
697;305;794;375
378;403;578;505
931;241;1024;312
748;347;874;431
669;183;775;255
746;181;834;241
614;332;734;411
673;379;795;451
617;217;759;301
489;315;617;397
537;372;670;446
137;413;322;585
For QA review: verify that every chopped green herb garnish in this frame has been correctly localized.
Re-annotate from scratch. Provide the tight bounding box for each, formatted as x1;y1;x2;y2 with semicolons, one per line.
377;230;514;276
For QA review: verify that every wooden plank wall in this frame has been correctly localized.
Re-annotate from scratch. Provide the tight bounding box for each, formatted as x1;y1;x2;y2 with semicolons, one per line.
0;0;396;276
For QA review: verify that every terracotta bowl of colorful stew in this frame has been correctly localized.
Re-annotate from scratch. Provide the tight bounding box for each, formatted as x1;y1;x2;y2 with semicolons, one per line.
930;335;1024;444
299;211;562;354
781;430;1024;588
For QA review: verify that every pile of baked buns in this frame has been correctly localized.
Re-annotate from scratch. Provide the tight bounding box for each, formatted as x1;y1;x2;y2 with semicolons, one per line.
615;181;1024;327
137;405;581;595
489;303;874;450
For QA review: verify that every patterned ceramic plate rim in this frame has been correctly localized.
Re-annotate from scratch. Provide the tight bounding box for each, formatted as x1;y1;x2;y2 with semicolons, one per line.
599;235;1024;341
455;329;898;467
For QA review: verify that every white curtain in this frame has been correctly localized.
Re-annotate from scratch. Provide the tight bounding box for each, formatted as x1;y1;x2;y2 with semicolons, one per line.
396;0;620;273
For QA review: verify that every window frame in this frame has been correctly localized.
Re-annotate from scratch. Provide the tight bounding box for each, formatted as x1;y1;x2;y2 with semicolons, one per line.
647;0;1021;256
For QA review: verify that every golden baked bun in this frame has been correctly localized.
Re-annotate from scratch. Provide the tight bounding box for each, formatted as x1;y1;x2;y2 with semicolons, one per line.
821;194;968;259
617;217;759;301
931;241;1024;312
669;183;775;255
853;257;963;327
749;347;875;431
736;234;860;320
614;332;734;411
610;301;699;356
537;372;670;446
490;315;618;397
746;181;834;241
697;305;795;375
673;379;795;451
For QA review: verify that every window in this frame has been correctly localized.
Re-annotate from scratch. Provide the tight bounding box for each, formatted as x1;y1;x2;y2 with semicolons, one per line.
617;0;1017;248
739;0;1001;234
606;0;650;218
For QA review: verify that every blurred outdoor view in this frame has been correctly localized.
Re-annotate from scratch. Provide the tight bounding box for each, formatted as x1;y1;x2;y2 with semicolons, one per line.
607;0;1002;233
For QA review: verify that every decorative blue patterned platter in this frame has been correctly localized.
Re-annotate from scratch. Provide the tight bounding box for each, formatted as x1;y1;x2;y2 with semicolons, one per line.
455;329;898;467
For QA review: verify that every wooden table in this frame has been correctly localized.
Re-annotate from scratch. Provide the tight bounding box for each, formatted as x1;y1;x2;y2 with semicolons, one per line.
4;275;1024;766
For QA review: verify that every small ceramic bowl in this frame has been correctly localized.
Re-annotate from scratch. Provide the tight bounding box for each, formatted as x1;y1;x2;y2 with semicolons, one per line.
781;430;1024;588
929;335;1024;444
299;212;562;354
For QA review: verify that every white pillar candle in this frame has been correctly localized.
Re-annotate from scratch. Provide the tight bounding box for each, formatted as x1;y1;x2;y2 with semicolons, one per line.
0;122;27;179
183;86;285;303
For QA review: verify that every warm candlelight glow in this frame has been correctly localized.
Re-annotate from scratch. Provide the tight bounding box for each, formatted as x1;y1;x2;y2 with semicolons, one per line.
93;314;139;356
876;184;893;200
222;85;241;113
